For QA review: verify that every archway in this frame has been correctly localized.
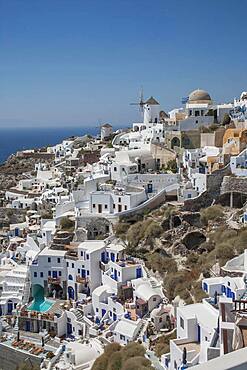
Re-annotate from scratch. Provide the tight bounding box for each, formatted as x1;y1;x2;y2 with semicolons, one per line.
50;284;63;299
171;137;180;149
68;286;75;300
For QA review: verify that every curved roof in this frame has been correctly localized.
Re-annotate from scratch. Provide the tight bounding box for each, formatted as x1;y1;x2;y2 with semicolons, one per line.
188;89;212;103
67;342;99;366
135;283;160;301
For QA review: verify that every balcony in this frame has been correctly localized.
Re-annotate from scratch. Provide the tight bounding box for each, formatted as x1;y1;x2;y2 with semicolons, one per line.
48;277;61;285
76;275;88;284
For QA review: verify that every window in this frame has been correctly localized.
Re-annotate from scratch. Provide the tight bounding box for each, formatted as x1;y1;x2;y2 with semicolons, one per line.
57;258;61;263
93;204;96;208
72;263;74;268
114;167;117;172
59;271;62;277
153;297;157;302
68;274;73;280
67;262;69;267
96;308;99;312
105;204;108;209
48;271;51;276
120;334;125;341
78;269;80;273
86;254;89;260
113;204;115;209
124;205;127;210
118;197;121;203
81;251;83;257
87;270;89;276
34;272;37;277
48;257;51;263
180;317;184;329
40;272;43;278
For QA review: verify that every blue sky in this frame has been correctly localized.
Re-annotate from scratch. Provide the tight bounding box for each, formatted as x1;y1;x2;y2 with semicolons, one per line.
0;0;247;128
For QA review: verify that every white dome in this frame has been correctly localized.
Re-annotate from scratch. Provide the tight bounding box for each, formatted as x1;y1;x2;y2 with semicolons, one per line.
67;342;99;366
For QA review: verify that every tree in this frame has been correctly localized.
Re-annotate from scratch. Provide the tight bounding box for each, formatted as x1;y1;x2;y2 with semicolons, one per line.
222;113;231;126
165;159;177;173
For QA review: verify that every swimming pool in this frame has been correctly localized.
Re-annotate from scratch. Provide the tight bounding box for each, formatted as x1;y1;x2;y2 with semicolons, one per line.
28;299;54;312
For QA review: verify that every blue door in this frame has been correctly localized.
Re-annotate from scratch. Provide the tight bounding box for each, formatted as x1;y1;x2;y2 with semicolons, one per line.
67;323;72;334
81;269;86;278
110;253;115;262
52;271;57;278
102;309;106;317
147;183;153;193
114;269;117;281
15;228;19;236
101;252;106;263
227;287;231;298
197;325;201;342
136;267;142;279
113;313;117;321
68;286;74;300
7;301;13;314
25;321;30;331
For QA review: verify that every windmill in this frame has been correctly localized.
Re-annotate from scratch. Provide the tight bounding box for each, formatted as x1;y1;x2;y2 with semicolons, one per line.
130;87;145;113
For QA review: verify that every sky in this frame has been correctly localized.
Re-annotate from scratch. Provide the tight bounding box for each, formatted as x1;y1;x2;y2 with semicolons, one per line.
0;0;247;128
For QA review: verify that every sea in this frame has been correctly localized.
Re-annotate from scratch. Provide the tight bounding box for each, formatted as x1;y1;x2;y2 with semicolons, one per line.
0;125;116;164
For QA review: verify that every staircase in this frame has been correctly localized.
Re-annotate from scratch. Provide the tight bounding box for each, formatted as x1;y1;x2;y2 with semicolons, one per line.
72;308;84;322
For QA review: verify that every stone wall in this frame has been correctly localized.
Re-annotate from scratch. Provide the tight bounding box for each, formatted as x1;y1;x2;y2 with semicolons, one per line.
221;176;247;195
183;164;231;211
0;342;42;370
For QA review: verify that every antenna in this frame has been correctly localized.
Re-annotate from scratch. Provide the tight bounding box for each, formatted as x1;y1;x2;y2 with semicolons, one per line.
130;87;145;113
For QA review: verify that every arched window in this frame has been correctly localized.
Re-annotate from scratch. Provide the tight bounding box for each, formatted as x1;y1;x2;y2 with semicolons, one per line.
68;274;73;281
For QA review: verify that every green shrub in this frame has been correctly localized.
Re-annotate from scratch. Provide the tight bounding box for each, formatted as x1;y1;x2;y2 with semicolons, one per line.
144;221;163;241
200;205;224;225
216;242;235;266
60;216;75;231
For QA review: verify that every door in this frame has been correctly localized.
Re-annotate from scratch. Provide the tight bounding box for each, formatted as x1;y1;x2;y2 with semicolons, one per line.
113;313;117;321
81;269;86;278
227;287;231;298
67;323;72;335
136;267;142;279
52;271;57;278
110;253;115;262
101;252;106;263
197;325;201;342
118;204;122;212
114;269;117;281
68;286;74;300
25;321;31;331
7;301;13;314
147;183;153;193
102;309;106;317
98;204;102;213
